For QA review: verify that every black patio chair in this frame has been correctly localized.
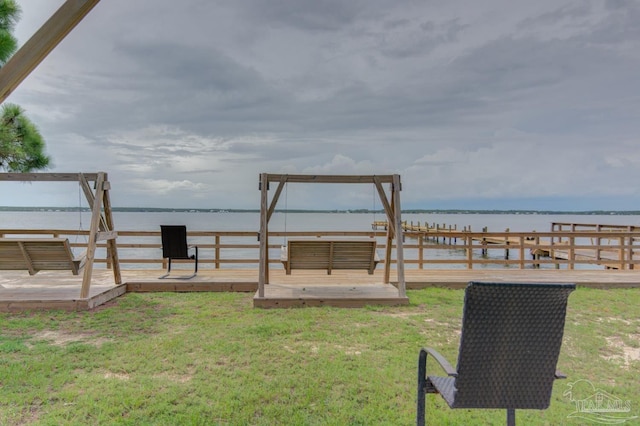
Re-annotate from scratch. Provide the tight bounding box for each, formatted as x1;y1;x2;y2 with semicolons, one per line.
159;225;198;279
417;281;575;426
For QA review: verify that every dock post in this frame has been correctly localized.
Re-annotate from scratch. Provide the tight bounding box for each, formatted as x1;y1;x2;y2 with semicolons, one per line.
533;233;540;268
504;228;510;260
481;226;488;256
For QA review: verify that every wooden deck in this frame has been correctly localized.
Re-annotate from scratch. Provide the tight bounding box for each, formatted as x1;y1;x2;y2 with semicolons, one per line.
254;270;408;308
1;268;639;312
125;269;258;293
0;270;127;312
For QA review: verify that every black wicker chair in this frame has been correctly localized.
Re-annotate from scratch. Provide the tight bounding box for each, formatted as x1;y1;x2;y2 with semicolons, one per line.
159;225;198;279
417;281;575;426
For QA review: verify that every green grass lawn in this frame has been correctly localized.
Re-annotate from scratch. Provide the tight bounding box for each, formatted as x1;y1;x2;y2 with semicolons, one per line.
1;287;638;425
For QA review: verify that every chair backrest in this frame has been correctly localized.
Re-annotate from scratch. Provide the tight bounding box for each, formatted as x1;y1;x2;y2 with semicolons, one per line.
452;282;575;409
160;225;189;259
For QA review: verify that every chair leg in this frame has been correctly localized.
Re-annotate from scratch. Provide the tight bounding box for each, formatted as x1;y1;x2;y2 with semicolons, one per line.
159;258;172;279
193;246;198;275
507;408;515;426
417;348;428;426
160;252;198;280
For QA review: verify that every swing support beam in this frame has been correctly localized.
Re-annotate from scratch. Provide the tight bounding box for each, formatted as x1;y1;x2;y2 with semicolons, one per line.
0;0;102;104
257;173;406;299
0;172;121;298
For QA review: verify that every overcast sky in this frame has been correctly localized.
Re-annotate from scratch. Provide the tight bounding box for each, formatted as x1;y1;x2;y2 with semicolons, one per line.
3;0;640;210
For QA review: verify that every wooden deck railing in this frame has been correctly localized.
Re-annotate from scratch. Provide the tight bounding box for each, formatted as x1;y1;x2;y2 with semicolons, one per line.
1;228;639;270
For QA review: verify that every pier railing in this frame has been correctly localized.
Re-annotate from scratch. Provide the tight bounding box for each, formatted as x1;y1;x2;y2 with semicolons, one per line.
1;227;639;270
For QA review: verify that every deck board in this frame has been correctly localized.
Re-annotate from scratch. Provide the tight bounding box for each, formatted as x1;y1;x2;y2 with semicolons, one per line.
1;268;639;312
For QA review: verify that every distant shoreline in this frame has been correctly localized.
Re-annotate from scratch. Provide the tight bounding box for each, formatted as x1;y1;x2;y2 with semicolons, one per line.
1;206;639;215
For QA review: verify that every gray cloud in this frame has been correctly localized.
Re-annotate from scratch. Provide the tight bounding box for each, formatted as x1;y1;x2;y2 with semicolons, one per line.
3;0;640;210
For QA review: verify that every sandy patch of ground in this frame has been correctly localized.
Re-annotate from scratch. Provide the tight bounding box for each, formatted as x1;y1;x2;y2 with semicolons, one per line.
153;372;193;383
602;335;640;369
103;372;130;381
32;330;111;347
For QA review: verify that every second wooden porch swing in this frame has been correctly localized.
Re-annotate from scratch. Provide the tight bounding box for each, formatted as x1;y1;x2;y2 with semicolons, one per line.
256;173;406;301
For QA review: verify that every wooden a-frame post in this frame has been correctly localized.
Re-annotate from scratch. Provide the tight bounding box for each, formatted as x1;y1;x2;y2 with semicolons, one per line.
392;174;405;294
258;173;270;297
79;172;121;298
257;174;406;299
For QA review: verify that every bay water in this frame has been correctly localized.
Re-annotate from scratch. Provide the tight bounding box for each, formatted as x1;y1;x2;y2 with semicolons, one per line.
2;211;639;270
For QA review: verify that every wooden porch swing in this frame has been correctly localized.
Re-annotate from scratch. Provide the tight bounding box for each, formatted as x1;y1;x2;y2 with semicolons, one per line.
0;172;122;298
257;173;406;302
280;239;380;275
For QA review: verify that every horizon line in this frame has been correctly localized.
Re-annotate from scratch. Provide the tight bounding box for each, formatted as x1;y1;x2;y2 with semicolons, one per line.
1;206;640;215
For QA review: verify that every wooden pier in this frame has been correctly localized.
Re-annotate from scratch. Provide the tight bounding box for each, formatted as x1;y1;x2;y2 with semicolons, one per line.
373;220;466;234
375;220;639;269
